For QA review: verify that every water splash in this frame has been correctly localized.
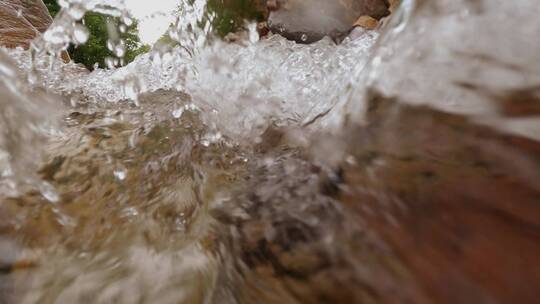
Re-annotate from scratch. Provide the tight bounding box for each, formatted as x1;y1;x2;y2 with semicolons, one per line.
0;0;539;303
9;28;378;140
0;49;61;198
340;0;540;135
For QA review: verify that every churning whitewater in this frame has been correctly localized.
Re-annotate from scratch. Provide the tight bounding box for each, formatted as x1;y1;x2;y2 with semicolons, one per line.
1;0;539;303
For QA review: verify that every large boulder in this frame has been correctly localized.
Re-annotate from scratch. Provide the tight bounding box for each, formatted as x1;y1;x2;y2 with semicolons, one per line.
0;0;53;49
267;0;390;43
0;0;71;62
214;92;540;304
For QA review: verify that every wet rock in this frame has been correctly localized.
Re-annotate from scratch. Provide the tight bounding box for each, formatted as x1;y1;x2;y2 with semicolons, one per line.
214;90;540;304
0;0;52;49
0;0;70;62
336;91;540;304
267;0;390;43
256;21;270;37
353;15;379;30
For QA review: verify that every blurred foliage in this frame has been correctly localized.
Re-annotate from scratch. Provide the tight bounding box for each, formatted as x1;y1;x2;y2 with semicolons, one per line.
43;0;150;70
44;0;61;17
206;0;266;37
45;0;266;68
67;13;150;70
156;0;266;47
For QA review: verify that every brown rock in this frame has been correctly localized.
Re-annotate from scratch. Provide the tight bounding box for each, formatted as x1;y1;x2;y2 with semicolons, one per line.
353;15;379;30
337;90;540;304
0;0;69;62
216;89;540;303
0;0;52;49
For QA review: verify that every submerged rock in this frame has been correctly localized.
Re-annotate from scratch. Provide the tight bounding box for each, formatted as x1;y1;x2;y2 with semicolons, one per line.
267;0;390;43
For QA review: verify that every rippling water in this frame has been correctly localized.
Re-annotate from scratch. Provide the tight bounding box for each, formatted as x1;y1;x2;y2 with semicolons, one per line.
1;0;539;303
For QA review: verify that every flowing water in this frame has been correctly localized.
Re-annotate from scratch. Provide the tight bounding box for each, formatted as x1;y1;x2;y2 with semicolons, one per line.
1;0;540;303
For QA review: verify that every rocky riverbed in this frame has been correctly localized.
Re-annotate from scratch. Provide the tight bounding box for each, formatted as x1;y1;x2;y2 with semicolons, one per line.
1;0;539;303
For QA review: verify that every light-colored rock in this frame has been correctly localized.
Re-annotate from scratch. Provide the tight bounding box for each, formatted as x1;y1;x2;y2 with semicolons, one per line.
267;0;389;43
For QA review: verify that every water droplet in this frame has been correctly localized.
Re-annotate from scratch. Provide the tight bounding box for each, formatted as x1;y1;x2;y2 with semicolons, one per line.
122;16;133;27
106;40;115;51
120;207;139;218
27;71;38;86
43;27;70;45
69;97;78;107
40;182;60;203
114;44;126;58
172;107;184;118
73;24;89;44
68;4;86;20
248;23;259;43
105;57;116;69
114;169;127;181
345;155;357;165
53;207;77;227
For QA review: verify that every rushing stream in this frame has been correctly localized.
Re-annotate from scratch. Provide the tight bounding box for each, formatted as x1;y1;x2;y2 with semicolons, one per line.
1;0;539;303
